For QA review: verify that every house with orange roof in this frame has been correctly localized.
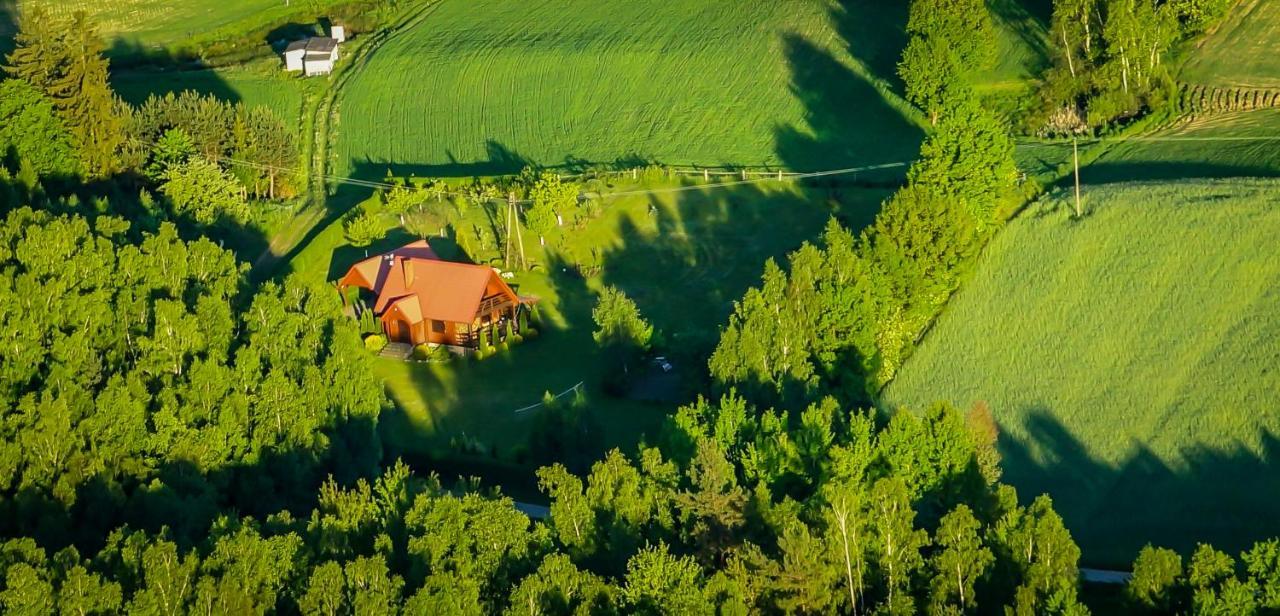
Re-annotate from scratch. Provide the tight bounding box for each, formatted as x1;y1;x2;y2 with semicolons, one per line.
338;240;529;348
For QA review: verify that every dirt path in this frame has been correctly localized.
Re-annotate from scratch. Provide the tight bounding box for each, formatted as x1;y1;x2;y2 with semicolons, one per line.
249;1;443;276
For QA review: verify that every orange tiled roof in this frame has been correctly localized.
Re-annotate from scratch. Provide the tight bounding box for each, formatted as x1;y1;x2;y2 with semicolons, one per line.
344;241;520;324
342;240;439;295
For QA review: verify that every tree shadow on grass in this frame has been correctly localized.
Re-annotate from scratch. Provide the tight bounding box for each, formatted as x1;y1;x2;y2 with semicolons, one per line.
1072;161;1280;186
832;0;911;90
774;33;925;176
996;407;1280;569
594;180;889;403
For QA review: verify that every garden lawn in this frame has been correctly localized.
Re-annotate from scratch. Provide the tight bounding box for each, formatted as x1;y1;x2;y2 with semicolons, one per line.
286;175;891;468
883;178;1280;566
334;0;927;176
1180;0;1280;89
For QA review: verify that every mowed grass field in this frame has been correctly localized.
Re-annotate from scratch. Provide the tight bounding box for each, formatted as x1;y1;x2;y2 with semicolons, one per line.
5;0;345;53
334;0;928;176
883;179;1280;566
1180;0;1280;89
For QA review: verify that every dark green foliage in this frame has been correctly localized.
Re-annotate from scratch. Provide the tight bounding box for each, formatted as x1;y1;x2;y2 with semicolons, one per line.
0;204;383;550
130;90;298;199
899;0;997;125
5;10;127;179
1037;0;1187;130
0;79;78;179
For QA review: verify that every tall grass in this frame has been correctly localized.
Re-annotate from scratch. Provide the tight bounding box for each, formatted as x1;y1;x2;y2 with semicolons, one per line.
884;178;1280;565
333;0;929;176
1180;0;1280;90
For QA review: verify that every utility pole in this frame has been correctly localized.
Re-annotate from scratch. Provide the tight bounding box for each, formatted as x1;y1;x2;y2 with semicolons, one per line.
1073;137;1082;218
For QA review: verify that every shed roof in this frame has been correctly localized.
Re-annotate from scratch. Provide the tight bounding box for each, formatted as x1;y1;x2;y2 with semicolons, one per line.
306;37;338;54
285;37;338;56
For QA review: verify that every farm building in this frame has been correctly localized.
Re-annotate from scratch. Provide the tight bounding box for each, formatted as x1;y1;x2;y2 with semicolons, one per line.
284;35;340;76
339;241;532;348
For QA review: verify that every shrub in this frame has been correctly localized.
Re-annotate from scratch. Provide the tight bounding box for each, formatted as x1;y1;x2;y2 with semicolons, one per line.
364;334;387;352
429;345;454;362
525;327;540;339
412;344;432;360
497;342;510;353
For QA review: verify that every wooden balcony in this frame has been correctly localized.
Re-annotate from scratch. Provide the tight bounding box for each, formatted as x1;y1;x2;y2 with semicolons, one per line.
477;294;515;317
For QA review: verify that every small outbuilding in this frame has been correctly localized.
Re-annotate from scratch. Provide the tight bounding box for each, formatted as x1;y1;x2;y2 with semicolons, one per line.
283;24;344;76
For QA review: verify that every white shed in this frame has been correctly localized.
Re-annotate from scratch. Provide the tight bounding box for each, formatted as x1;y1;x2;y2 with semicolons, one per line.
331;25;346;43
284;40;307;72
283;37;340;76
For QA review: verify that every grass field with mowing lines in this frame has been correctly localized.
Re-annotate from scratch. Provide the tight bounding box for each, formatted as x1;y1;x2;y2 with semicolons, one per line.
883;178;1280;566
335;0;928;176
1180;0;1280;89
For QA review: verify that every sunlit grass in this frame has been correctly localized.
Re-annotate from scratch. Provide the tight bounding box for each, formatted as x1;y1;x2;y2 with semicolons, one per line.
1180;0;1280;89
884;178;1280;565
335;0;927;175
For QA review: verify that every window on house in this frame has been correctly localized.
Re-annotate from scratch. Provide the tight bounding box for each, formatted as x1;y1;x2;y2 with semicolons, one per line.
432;320;445;333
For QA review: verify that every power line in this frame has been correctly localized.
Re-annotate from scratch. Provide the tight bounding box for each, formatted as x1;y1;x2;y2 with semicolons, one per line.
209;154;912;204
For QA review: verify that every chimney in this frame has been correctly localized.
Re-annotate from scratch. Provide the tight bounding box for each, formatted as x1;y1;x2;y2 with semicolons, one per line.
402;258;415;287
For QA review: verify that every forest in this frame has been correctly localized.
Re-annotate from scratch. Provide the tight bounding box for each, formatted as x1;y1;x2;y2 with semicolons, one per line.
0;0;1277;614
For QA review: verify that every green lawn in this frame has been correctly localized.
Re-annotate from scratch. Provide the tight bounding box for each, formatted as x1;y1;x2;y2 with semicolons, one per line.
1180;0;1280;89
111;64;309;125
286;175;890;470
334;0;927;176
883;178;1280;566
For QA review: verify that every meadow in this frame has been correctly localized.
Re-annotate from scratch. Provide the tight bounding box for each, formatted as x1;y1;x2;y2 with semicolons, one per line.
334;0;928;176
883;178;1280;566
1180;0;1280;89
285;174;891;476
5;0;347;55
